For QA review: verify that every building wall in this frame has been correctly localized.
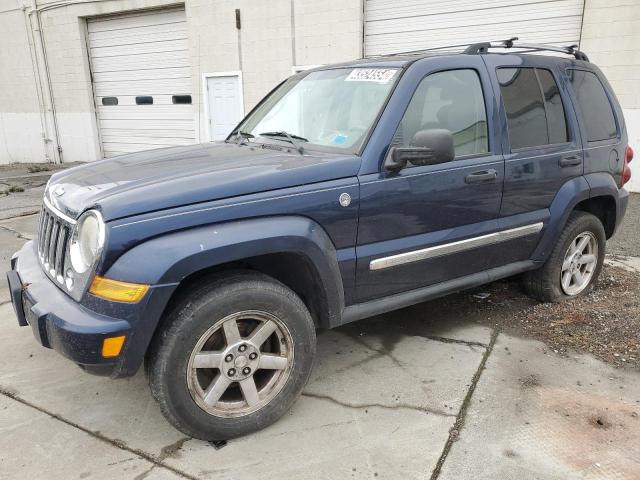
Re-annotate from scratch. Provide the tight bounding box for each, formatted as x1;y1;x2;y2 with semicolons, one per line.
0;0;363;164
0;0;638;193
0;1;47;163
580;0;640;192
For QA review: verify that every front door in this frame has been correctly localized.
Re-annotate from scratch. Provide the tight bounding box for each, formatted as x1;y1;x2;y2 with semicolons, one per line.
206;74;244;141
356;58;506;302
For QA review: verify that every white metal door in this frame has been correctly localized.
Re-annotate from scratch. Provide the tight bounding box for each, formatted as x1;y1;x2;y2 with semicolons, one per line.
206;75;243;141
364;0;586;56
87;8;195;157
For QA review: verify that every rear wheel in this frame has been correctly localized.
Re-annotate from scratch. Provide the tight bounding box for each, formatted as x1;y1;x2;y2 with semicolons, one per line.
523;212;606;303
147;271;316;440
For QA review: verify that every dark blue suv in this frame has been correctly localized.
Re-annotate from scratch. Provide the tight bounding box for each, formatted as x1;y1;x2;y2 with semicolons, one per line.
7;41;633;439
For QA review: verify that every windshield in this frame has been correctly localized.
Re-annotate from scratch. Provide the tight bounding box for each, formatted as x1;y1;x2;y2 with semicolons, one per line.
234;67;400;153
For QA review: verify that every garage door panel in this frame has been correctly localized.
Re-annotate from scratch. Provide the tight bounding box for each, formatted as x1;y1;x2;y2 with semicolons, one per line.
90;39;189;58
365;0;583;20
366;19;584;54
94;78;192;97
97;95;192;106
101;129;196;140
88;24;187;47
98;119;195;131
101;136;195;146
87;9;186;33
93;67;191;83
88;8;195;158
90;51;191;73
364;0;585;56
97;105;194;120
367;5;583;35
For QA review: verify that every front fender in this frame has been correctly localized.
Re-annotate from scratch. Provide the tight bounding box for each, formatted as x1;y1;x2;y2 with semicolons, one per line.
105;216;345;325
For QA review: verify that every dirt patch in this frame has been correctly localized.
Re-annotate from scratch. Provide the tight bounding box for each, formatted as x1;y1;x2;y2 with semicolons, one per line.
519;374;541;389
440;264;640;370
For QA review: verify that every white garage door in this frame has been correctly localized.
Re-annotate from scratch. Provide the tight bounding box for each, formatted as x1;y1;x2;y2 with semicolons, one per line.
364;0;585;56
88;8;194;157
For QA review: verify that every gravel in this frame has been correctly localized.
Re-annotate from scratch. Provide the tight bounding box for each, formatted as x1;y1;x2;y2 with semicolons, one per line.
607;192;640;257
443;264;640;370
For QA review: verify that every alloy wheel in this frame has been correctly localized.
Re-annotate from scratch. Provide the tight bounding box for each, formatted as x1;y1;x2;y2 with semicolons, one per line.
560;231;598;296
186;310;294;417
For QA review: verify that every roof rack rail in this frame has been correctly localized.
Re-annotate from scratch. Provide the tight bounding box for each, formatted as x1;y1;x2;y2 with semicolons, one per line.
365;42;479;58
464;37;589;61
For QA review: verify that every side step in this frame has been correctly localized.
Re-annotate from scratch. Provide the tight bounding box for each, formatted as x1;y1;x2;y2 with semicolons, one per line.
340;260;538;325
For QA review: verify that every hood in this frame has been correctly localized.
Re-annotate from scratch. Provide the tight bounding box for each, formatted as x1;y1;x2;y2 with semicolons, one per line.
46;142;361;221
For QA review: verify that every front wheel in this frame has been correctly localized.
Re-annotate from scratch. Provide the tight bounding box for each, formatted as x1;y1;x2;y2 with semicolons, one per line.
523;211;606;303
146;271;316;440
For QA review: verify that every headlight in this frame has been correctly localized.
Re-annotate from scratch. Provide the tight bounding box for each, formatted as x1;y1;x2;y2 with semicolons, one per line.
69;209;105;273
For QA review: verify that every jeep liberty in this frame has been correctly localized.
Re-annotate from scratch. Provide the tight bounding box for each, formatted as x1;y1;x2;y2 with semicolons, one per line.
7;40;632;439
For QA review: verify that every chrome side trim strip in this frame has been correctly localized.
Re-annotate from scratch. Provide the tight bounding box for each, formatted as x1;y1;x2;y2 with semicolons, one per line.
43;196;77;225
369;222;544;271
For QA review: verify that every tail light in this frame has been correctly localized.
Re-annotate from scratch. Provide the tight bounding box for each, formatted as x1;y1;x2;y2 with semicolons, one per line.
621;145;633;187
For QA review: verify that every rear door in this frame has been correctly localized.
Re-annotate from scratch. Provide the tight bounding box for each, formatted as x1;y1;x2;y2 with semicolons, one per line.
483;55;584;264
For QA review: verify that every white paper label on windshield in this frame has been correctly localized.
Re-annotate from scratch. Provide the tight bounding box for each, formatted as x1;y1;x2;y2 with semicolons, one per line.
345;68;397;83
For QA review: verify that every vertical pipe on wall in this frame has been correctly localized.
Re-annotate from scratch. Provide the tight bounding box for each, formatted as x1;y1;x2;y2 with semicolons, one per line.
28;0;63;163
290;0;296;67
235;8;243;71
21;3;51;162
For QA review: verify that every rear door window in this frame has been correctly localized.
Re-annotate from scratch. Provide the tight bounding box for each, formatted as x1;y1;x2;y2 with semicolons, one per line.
537;69;568;145
567;70;617;142
497;68;569;150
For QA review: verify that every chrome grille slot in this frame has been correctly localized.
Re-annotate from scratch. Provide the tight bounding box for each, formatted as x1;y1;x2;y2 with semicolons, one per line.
37;202;73;286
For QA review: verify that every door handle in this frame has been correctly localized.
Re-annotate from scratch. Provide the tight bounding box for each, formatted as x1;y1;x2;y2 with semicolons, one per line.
465;169;498;184
559;155;582;167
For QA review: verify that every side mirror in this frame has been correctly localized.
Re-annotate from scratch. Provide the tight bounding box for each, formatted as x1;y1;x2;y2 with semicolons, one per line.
385;129;455;171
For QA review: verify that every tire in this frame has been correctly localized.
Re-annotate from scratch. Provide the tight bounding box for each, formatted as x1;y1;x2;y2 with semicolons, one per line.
146;271;316;440
523;211;606;303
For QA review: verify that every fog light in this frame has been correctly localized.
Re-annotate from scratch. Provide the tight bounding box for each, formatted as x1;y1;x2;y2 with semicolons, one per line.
89;276;149;303
102;335;126;358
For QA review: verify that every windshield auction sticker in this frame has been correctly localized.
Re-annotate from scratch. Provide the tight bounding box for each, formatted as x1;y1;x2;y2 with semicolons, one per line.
345;68;397;83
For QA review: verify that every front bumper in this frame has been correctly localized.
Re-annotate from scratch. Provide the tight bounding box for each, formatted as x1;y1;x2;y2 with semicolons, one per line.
8;241;131;377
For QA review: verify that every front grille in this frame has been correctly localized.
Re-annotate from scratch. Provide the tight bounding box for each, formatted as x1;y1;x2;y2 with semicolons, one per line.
37;202;73;284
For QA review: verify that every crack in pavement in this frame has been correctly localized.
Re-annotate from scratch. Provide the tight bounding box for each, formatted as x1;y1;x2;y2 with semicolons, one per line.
423;335;488;349
429;328;499;480
301;391;456;417
0;386;199;480
0;223;32;241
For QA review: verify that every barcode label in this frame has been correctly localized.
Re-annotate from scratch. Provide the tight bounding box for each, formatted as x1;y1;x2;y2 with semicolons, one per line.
345;68;397;83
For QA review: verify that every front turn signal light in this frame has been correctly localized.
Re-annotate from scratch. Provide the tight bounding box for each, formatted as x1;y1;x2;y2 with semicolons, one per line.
102;335;126;358
89;276;149;303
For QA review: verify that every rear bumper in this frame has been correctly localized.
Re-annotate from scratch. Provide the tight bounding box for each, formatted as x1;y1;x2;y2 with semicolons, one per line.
614;188;629;236
8;242;131;376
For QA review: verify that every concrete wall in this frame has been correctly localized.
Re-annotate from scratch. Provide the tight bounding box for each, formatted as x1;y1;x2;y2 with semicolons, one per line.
580;0;640;192
0;1;47;163
0;0;363;164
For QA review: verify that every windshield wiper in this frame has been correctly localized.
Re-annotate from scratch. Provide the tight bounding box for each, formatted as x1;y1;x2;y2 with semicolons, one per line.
228;130;254;145
259;131;307;154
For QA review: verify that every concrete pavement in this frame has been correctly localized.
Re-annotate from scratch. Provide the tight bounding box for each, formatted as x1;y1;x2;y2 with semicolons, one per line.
1;211;639;479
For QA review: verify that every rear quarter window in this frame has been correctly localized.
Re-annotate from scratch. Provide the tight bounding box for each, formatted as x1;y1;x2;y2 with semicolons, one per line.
497;67;569;150
567;70;617;142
